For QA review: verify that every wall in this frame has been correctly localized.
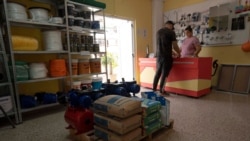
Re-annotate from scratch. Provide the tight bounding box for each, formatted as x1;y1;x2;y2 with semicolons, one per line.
164;0;250;86
97;0;153;82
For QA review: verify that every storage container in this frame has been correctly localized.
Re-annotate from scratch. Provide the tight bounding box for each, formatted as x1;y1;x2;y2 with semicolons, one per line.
78;59;90;74
29;7;50;22
83;20;92;28
12;35;38;51
90;58;101;73
91;77;102;90
14;61;29;81
93;44;99;52
29;63;47;79
92;21;100;29
43;30;63;51
81;79;92;90
7;2;28;20
67;4;75;16
71;59;78;75
72;81;81;90
74;17;84;27
49;59;67;77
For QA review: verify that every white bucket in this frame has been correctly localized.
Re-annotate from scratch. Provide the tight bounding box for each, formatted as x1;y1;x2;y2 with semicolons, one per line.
29;7;49;22
29;63;48;79
81;78;92;90
43;30;63;51
72;81;81;90
7;2;26;13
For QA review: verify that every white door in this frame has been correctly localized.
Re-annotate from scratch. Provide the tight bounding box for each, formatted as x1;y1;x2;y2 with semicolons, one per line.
96;16;135;82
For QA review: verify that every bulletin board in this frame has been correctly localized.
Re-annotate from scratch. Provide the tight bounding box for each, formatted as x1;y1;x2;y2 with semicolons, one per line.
164;0;250;47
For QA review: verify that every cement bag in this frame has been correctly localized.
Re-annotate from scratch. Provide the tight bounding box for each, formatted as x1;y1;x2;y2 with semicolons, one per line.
143;120;162;135
141;91;171;126
94;113;142;134
93;95;142;118
143;111;161;126
141;98;161;117
94;126;142;141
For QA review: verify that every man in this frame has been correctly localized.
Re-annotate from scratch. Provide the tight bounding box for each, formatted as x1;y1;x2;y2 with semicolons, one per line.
152;20;181;95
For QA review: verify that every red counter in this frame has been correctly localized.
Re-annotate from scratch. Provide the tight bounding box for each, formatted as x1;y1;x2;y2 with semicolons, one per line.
139;57;213;97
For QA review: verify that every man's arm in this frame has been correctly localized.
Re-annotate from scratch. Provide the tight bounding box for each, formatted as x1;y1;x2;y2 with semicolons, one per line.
172;41;181;57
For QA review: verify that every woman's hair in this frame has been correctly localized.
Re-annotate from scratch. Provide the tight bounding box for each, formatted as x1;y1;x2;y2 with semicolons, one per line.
185;26;192;32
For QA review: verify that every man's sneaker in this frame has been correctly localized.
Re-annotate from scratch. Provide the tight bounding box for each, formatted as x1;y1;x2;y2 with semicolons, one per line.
160;90;170;96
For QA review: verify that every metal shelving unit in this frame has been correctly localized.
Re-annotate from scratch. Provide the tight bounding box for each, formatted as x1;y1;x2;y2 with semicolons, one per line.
1;0;107;123
1;0;70;123
65;0;108;85
0;25;19;124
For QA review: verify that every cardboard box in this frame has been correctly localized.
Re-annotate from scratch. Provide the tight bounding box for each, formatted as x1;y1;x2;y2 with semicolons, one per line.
94;113;142;134
93;95;142;118
94;126;142;141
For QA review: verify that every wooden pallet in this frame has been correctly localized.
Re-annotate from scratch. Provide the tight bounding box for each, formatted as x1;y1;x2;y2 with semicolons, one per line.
68;119;174;141
68;129;95;141
139;119;174;141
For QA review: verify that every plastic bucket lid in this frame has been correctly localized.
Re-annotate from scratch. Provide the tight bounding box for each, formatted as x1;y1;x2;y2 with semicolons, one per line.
81;79;92;84
72;81;81;85
71;59;78;63
90;58;100;62
92;77;102;82
79;59;89;62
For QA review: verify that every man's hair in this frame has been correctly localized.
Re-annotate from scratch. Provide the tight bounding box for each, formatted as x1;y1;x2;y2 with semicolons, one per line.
165;20;175;25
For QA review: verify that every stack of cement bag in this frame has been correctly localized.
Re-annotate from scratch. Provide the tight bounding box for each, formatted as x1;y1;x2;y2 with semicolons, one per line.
93;95;142;141
141;98;162;135
141;91;171;126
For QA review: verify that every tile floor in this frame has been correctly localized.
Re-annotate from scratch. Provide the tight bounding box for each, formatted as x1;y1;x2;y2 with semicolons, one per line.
0;90;250;141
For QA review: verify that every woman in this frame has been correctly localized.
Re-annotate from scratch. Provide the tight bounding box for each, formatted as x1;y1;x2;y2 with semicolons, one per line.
180;26;201;57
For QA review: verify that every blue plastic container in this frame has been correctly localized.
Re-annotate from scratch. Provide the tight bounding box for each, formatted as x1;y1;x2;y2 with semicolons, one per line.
92;77;102;90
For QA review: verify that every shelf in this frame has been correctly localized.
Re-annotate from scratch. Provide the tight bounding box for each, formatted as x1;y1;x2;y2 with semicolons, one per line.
236;10;250;16
72;72;106;78
13;50;69;54
0;82;11;87
70;51;106;55
9;19;66;29
0;111;15;118
21;102;60;113
68;28;105;34
68;0;104;12
16;76;67;84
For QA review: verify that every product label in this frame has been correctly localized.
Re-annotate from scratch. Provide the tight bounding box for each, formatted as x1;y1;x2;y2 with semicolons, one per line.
94;116;108;128
94;103;108;112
